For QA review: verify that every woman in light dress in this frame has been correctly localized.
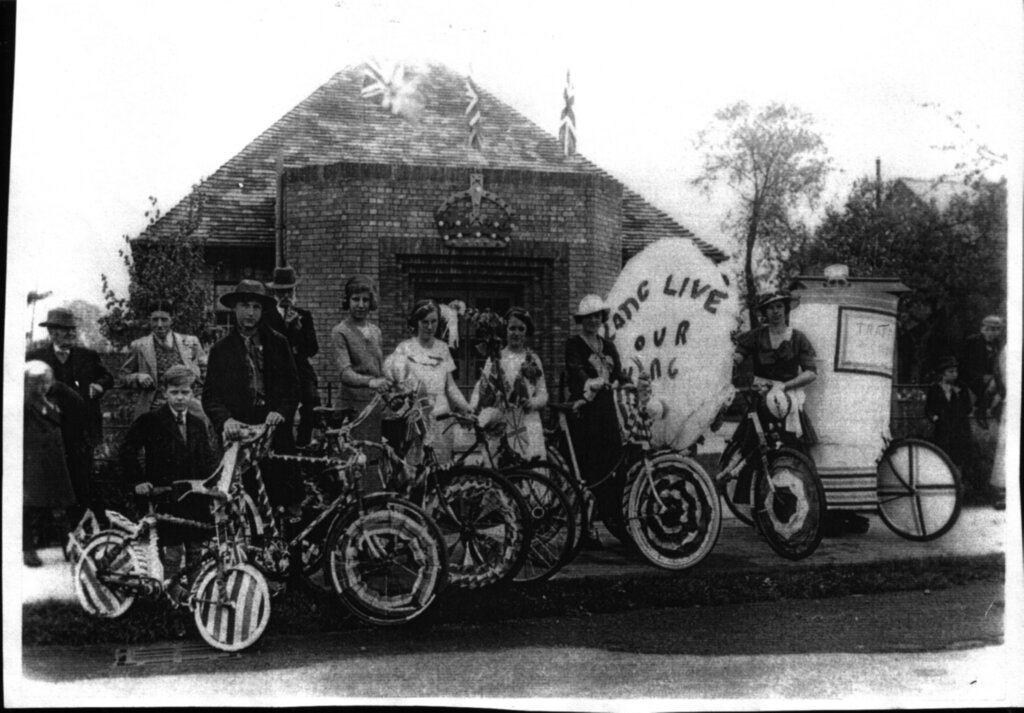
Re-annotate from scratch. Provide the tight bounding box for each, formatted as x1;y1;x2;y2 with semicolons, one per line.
385;299;471;463
469;307;549;462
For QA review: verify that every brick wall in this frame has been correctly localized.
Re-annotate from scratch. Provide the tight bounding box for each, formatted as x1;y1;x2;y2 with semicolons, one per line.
283;162;623;402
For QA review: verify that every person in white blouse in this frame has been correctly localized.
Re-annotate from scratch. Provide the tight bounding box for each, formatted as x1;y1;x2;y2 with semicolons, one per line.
385;299;471;463
469;307;548;461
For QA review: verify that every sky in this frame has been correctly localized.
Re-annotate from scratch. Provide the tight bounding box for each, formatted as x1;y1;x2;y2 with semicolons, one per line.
6;0;1024;338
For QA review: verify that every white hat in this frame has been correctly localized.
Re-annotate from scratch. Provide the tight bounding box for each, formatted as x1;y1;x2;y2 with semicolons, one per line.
573;294;610;322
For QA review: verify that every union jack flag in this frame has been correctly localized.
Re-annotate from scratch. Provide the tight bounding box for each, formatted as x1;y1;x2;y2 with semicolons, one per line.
406;383;433;443
614;386;652;445
558;70;576;157
465;76;483;150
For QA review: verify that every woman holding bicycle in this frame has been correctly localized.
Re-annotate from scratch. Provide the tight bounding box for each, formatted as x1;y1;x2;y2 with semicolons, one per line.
386;299;471;463
733;290;818;446
469;307;549;460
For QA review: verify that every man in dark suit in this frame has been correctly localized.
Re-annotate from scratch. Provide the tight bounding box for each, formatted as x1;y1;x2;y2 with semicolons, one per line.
203;279;301;512
263;266;321;446
121;365;218;594
27;307;114;512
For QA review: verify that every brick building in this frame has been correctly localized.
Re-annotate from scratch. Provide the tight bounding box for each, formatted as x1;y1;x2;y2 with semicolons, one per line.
139;63;725;397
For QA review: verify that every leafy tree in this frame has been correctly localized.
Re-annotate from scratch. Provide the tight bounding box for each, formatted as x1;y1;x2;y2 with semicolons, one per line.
692;102;832;318
802;176;1006;381
99;185;215;349
64;299;112;352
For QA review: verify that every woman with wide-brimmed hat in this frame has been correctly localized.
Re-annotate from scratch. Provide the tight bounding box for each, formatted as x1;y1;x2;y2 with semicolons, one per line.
733;290;819;445
563;294;627;545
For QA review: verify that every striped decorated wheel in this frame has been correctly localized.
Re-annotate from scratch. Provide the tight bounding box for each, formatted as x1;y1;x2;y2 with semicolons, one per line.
73;532;137;618
192;562;271;652
325;499;447;625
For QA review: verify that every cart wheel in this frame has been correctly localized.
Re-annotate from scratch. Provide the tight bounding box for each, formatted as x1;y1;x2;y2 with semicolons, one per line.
192;562;271;652
876;438;962;541
622;452;722;570
73;532;137;618
753;448;826;560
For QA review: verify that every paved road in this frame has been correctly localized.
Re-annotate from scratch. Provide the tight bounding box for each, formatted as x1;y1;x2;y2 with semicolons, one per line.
13;582;1018;706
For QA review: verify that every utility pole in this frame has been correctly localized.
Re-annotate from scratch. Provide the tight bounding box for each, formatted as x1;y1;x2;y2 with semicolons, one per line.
875;157;882;210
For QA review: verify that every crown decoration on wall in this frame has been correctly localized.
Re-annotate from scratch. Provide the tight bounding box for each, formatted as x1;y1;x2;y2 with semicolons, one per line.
435;174;516;247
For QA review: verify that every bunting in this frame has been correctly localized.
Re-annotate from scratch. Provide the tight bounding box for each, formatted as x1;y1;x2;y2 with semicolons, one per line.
465;76;483;150
558;70;576;156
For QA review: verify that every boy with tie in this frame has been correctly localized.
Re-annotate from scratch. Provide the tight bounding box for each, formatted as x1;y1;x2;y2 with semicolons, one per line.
119;365;218;597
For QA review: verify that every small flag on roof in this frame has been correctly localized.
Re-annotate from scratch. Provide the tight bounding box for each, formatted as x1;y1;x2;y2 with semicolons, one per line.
559;70;576;157
465;76;483;150
360;58;424;121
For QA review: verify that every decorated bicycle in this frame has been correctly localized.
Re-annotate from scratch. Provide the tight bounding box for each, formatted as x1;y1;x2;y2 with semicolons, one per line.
69;438;273;652
238;418;449;626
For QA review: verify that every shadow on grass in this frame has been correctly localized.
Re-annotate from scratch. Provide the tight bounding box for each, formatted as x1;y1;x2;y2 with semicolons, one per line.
24;553;1004;649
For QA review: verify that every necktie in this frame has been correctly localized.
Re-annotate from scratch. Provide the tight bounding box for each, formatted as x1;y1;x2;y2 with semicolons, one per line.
55;348;70;363
177;411;188;443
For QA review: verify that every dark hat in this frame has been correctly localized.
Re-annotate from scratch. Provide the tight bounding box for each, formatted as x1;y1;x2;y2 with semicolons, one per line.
266;266;299;290
161;364;196;387
934;355;958;373
220;279;277;309
756;290;800;311
39;307;77;329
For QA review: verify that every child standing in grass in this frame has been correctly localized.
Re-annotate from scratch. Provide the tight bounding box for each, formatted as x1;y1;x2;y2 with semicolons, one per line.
119;365;218;598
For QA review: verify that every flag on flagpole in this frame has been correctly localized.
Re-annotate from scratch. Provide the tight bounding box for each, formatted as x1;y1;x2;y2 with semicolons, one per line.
559;70;577;157
465;76;483;150
27;290;52;305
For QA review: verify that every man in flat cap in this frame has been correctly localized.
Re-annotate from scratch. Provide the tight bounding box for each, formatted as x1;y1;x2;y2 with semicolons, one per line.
263;266;321;447
202;280;301;513
959;314;1005;429
27;307;114;513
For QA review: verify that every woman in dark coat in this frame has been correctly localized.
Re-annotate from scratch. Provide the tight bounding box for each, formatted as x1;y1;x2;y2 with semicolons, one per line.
23;361;78;566
564;294;627;542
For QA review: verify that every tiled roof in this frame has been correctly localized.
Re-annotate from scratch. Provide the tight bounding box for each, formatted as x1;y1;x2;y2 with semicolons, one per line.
140;63;711;258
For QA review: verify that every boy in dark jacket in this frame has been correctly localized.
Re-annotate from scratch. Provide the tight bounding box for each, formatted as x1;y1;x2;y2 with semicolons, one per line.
120;365;218;595
924;356;973;477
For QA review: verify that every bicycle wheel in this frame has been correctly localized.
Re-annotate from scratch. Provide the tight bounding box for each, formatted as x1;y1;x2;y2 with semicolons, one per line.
324;500;447;625
504;470;576;583
514;454;588;562
717;439;756;526
73;532;137;618
877;438;962;541
622;452;722;570
753;448;826;560
192;561;272;652
424;466;531;589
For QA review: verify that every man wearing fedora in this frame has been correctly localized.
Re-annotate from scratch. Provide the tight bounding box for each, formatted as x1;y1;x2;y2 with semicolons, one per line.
262;266;321;447
202;280;301;512
27;307;114;512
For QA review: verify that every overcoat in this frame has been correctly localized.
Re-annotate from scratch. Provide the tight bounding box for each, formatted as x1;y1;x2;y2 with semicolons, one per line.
24;397;78;509
26;343;113;443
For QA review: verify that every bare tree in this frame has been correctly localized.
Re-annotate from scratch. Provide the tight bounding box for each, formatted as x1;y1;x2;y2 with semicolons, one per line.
692;102;832;317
